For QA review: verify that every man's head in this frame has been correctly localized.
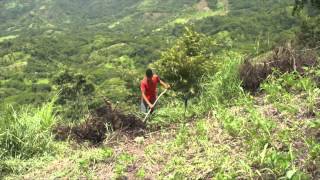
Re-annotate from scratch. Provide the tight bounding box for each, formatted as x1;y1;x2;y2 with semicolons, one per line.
146;69;153;79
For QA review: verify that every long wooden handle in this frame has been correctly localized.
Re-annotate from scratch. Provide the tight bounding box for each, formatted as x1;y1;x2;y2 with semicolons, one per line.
143;89;168;122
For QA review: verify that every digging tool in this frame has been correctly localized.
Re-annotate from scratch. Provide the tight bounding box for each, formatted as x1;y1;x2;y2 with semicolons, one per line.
143;89;168;123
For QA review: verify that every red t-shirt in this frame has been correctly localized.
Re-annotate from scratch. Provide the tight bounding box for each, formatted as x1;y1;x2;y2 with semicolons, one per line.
140;75;160;102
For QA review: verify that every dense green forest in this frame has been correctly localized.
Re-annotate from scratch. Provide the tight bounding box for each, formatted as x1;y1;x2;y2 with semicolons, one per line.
1;0;320;179
0;0;297;111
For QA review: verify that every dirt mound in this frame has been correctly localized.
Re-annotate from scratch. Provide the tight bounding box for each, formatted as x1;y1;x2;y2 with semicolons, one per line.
239;43;318;92
53;100;145;144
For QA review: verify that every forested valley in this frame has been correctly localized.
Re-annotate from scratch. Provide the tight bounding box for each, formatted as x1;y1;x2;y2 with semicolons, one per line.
1;0;320;179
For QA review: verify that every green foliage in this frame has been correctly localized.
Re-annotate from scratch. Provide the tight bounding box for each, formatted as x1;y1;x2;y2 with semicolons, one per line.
215;106;245;136
195;119;210;142
261;71;320;115
53;71;95;121
136;168;146;179
196;0;298;53
308;140;320;159
150;52;244;127
153;27;215;95
77;147;113;172
174;124;190;147
0;0;301;111
200;52;243;106
293;0;320;15
0;155;56;178
263;149;293;176
0;98;57;160
2;79;26;91
114;153;135;178
99;77;131;102
298;16;320;48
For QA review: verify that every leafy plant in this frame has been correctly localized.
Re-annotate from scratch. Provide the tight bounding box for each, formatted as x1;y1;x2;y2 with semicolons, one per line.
153;27;216;96
263;149;293;176
114;153;135;178
77;147;113;172
195;119;210;142
174;124;190;147
136;168;146;179
53;71;95;121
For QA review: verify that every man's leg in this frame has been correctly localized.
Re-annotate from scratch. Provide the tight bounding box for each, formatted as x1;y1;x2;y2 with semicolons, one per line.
141;100;149;113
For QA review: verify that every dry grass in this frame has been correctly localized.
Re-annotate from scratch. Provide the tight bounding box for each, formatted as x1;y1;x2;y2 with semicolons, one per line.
239;44;318;92
53;100;145;144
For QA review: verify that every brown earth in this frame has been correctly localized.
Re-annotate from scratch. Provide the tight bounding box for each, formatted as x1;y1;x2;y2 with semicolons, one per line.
239;44;318;92
53;100;146;144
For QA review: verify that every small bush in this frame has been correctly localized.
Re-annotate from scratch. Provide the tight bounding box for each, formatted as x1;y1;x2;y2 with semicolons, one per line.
153;27;216;96
53;71;95;121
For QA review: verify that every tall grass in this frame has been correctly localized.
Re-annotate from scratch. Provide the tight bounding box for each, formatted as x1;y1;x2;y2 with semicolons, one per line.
199;52;244;110
0;98;58;160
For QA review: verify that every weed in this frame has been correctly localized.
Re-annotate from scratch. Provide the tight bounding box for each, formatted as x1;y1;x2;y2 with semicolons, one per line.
215;106;244;136
0;97;57;160
195;119;210;142
77;147;113;169
200;52;243;107
263;149;293;176
174;124;190;146
136;168;146;179
308;140;320;159
114;153;135;178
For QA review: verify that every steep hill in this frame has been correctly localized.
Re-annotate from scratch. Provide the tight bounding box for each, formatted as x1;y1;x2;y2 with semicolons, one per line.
0;0;299;109
1;0;320;179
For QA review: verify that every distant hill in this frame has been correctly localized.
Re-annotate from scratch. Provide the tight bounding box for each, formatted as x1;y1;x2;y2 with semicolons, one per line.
0;0;298;107
0;0;219;35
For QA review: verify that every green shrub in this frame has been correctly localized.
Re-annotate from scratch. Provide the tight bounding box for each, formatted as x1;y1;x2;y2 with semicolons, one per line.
0;98;57;160
53;71;95;121
153;27;216;96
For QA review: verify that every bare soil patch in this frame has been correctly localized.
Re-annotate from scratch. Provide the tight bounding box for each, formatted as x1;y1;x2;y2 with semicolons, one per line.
53;101;146;144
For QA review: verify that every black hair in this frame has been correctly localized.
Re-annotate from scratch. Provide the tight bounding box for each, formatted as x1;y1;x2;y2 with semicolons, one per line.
146;69;153;78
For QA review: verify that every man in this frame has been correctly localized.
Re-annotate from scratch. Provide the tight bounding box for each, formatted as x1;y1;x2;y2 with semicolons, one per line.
140;69;170;113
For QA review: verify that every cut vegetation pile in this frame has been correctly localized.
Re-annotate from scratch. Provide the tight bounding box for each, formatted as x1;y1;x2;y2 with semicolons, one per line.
54;100;146;144
240;44;318;91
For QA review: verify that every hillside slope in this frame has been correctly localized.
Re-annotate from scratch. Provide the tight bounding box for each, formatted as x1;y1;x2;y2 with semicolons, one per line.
3;52;320;179
0;0;298;109
1;0;320;179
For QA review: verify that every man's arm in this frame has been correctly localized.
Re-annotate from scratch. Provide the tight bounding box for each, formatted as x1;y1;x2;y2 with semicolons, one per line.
160;79;170;89
142;90;154;109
